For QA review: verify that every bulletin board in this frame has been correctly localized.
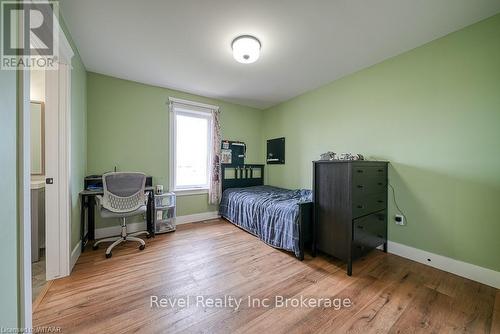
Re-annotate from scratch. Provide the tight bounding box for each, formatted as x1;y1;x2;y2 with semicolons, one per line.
221;140;246;166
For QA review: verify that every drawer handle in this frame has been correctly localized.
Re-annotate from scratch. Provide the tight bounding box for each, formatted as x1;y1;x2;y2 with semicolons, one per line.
357;205;364;209
377;200;384;203
377;169;384;172
356;169;363;173
357;185;364;189
377;234;384;238
377;182;383;186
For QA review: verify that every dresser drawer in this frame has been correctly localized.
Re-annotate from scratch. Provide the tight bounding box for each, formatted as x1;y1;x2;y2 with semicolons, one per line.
352;165;387;178
352;211;387;258
353;211;387;241
352;240;385;259
352;192;386;218
352;166;387;197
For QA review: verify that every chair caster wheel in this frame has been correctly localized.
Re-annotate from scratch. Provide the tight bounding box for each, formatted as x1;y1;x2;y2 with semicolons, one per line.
92;244;99;250
105;252;112;258
139;244;145;250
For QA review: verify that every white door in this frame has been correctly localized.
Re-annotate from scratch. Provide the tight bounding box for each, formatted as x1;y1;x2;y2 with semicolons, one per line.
44;62;71;280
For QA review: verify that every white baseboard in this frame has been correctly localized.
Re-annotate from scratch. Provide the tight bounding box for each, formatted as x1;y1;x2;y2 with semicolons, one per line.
70;241;82;272
175;211;220;225
387;241;500;289
94;211;220;239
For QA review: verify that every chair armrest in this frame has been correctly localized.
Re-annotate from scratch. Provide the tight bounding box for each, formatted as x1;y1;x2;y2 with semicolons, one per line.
95;195;103;207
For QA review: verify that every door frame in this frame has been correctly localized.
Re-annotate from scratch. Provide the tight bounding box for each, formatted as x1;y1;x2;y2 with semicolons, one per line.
18;13;32;329
44;39;74;281
18;6;74;328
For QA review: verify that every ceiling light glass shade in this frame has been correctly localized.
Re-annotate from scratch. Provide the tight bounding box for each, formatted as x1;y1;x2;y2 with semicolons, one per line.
232;35;261;64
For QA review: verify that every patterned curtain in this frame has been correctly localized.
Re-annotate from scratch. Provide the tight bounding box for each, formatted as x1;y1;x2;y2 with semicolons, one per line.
209;109;222;204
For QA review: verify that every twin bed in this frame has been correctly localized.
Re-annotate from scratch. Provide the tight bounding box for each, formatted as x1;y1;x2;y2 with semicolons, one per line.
219;164;313;260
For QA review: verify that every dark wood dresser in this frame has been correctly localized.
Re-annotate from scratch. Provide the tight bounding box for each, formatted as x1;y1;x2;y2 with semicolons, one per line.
312;160;388;275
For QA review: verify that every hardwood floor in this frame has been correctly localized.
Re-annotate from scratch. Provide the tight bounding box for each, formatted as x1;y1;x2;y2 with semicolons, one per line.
32;252;47;301
33;219;499;333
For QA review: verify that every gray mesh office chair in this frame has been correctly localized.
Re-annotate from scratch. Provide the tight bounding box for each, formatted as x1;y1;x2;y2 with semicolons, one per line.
92;172;149;258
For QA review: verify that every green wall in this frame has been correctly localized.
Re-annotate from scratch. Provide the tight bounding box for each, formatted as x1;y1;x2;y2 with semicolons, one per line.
0;56;19;328
262;14;500;271
87;72;263;228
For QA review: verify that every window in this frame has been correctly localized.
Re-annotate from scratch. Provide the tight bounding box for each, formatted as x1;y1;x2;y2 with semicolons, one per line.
169;98;215;194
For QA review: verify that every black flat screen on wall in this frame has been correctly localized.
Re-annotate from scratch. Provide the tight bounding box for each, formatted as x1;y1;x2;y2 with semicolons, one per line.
267;137;285;164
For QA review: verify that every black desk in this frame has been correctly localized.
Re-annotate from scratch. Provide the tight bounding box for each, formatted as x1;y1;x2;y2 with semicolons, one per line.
80;187;155;252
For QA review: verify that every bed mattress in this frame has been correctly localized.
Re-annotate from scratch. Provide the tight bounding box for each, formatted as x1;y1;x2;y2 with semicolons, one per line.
219;185;312;257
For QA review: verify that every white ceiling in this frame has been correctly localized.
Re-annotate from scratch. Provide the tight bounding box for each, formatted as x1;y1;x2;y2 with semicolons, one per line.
60;0;500;109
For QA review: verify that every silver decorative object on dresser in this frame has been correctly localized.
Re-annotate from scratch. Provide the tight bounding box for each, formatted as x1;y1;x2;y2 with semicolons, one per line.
154;192;176;233
319;151;364;161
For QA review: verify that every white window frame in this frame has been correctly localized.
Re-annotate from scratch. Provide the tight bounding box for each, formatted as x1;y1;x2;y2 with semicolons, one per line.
169;97;218;196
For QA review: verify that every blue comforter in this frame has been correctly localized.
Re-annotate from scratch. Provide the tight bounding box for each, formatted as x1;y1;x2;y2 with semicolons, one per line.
219;186;312;257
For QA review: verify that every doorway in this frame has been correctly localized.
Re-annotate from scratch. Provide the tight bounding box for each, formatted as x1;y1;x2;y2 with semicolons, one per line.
19;10;75;328
29;68;48;302
29;60;73;308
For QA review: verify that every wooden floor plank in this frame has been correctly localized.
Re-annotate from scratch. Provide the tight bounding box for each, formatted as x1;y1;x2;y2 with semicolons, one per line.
490;290;500;333
33;219;498;334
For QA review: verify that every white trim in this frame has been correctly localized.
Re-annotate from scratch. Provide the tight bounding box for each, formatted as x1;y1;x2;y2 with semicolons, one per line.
18;16;33;328
44;66;59;278
169;103;174;196
59;62;72;277
169;101;213;193
52;1;74;65
44;63;72;279
55;13;74;278
168;97;219;111
387;241;500;289
173;188;209;196
70;241;82;272
57;23;74;65
94;212;220;239
43;18;74;280
174;211;220;225
175;107;213;117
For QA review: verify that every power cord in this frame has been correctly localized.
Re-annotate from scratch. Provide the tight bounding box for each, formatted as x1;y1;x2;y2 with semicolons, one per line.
388;183;408;224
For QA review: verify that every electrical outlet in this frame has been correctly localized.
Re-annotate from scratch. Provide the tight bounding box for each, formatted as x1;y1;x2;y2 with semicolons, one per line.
395;214;405;226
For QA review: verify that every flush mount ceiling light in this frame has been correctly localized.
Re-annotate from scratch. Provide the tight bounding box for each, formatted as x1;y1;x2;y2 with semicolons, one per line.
231;35;261;64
